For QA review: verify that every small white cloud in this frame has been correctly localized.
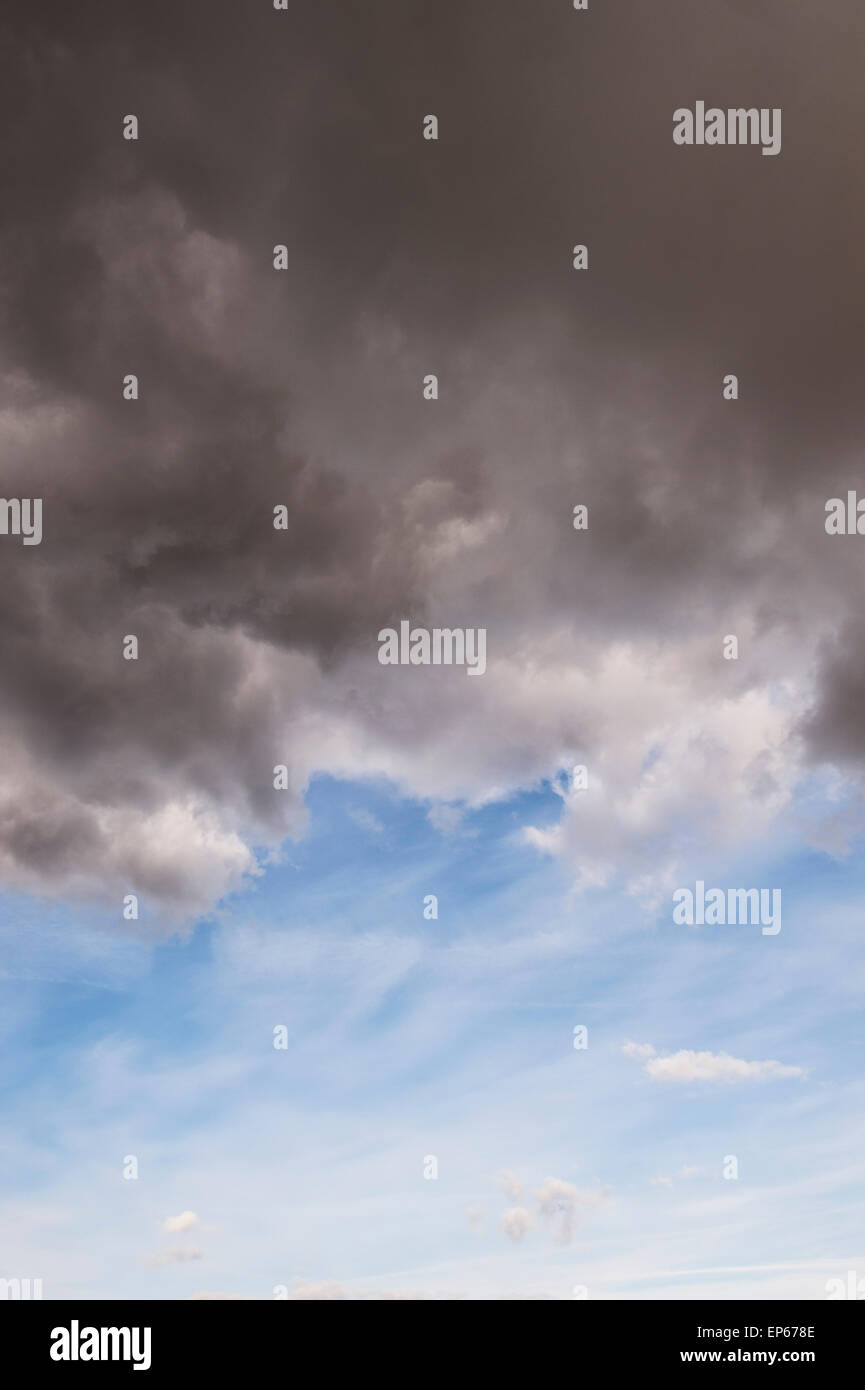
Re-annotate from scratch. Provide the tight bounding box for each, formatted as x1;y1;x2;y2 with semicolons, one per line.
651;1175;674;1189
494;1169;524;1203
500;1208;532;1242
163;1210;200;1233
626;1046;805;1084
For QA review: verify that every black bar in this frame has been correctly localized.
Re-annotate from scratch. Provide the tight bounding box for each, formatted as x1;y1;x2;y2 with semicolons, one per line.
4;1299;861;1375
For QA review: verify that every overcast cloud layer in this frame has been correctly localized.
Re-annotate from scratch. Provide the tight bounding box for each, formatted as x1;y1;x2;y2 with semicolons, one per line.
1;0;864;916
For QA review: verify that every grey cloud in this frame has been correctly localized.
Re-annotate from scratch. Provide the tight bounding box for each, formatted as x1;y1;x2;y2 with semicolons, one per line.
0;1;862;912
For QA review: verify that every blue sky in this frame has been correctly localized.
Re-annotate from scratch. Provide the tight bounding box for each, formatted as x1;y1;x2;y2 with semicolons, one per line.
2;772;862;1300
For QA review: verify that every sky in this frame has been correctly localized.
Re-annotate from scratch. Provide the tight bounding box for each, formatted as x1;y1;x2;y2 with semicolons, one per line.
0;0;864;1299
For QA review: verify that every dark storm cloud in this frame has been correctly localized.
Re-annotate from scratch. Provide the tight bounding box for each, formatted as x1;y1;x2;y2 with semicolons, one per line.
0;1;862;911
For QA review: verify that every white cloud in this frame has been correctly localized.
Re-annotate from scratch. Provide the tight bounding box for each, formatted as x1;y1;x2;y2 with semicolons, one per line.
500;1208;532;1242
494;1169;523;1203
623;1043;806;1084
162;1210;200;1234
